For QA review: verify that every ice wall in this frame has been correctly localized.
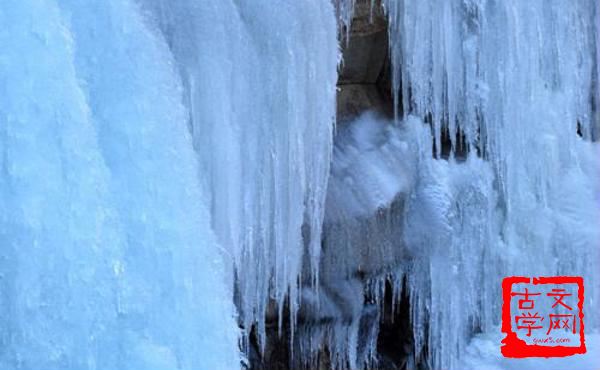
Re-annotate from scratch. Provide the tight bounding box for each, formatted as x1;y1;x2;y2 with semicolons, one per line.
2;0;597;369
139;0;339;350
331;1;600;369
0;0;339;367
387;1;600;369
0;1;239;369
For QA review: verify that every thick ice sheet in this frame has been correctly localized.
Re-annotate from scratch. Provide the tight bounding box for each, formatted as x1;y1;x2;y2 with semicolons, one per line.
0;2;239;369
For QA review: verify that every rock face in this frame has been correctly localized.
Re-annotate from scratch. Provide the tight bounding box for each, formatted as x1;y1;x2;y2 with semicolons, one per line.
337;0;393;122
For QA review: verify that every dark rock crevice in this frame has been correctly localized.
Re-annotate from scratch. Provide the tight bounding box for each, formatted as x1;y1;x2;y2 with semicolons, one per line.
336;0;394;123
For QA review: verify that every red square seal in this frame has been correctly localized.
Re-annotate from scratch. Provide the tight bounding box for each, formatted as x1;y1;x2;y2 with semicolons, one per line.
501;276;586;358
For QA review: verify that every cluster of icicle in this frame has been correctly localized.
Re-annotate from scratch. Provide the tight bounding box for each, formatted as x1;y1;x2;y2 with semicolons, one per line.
140;0;340;360
324;1;600;370
1;0;599;370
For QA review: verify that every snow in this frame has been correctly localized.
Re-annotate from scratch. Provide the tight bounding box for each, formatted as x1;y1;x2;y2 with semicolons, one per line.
461;332;600;370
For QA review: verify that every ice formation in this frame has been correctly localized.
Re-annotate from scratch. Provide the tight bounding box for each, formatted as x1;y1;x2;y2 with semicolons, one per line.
324;1;600;369
138;0;339;351
1;0;599;369
0;1;239;369
2;0;341;366
297;112;421;369
311;111;500;369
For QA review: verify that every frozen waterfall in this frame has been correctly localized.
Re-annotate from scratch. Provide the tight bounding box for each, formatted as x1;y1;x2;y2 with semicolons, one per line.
0;0;599;370
0;0;339;369
325;0;600;369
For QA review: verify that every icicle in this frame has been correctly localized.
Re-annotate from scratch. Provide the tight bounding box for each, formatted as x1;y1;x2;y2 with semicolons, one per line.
139;0;339;353
334;0;357;43
332;2;599;369
378;1;600;368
